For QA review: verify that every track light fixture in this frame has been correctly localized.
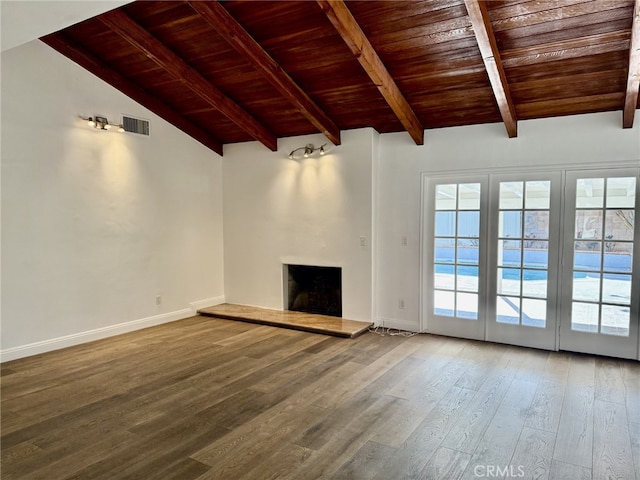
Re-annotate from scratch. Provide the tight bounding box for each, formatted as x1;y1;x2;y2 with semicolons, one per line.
80;115;125;132
287;143;327;160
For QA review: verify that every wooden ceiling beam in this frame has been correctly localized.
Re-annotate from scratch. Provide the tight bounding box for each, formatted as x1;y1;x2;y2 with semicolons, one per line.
40;33;224;156
464;0;518;138
316;0;424;145
623;0;640;128
99;9;278;151
188;1;341;146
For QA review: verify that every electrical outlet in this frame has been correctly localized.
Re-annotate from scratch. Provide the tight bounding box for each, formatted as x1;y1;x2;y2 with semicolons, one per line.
156;295;162;305
401;236;408;246
399;299;405;310
359;236;366;247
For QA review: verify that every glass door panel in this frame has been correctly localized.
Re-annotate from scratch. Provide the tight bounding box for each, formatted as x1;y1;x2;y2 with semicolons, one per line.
560;170;639;360
486;173;561;350
423;176;488;340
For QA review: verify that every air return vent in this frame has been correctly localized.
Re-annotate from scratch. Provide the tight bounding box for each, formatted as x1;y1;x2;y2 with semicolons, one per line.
122;115;150;136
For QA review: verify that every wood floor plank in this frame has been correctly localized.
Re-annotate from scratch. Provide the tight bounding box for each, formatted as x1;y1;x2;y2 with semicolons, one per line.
593;399;635;480
14;430;141;480
286;395;406;479
524;351;570;434
622;360;640;422
459;379;538;479
386;341;462;401
238;442;314;480
452;342;509;392
1;317;638;480
148;457;211;480
420;446;471;480
525;378;567;434
372;386;476;480
247;329;355;393
440;368;515;454
629;421;640;480
508;426;556;480
211;324;282;348
0;441;42;471
552;355;595;469
369;400;435;449
595;357;627;404
312;339;420;409
331;440;397;480
548;459;592;480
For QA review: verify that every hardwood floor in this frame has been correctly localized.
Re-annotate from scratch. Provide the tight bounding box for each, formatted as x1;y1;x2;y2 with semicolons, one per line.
1;315;638;480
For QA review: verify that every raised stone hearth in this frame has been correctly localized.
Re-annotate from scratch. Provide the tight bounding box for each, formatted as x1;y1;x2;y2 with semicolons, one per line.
197;304;372;338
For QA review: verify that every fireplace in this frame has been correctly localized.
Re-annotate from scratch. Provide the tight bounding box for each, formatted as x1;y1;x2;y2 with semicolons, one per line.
285;264;342;317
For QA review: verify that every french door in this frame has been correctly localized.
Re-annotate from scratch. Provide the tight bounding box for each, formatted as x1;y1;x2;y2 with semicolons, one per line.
422;168;640;360
485;173;561;350
559;169;639;359
423;173;559;349
422;176;489;341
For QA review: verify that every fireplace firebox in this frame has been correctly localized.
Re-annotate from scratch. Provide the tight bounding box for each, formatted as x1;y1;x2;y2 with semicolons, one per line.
285;265;342;317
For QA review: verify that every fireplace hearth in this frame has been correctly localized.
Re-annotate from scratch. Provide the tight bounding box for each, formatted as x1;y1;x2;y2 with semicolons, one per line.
285;265;342;317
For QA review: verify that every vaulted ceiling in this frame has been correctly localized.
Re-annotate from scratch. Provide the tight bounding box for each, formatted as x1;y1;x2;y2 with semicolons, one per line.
42;0;640;156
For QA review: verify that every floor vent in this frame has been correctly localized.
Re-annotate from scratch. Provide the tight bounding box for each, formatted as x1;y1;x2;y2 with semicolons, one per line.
122;116;150;136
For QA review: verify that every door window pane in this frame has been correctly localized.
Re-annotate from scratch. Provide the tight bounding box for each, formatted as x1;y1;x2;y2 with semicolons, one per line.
458;211;480;237
457;240;480;265
576;178;604;208
522;270;547;298
525;211;549;239
605;210;634;241
603;250;633;273
500;182;523;209
497;268;521;295
434;266;454;290
434;290;455;316
573;272;600;302
522;299;546;328
435;212;456;236
602;274;631;305
456;293;478;319
457;266;478;292
497;296;520;324
498;240;521;267
525;181;551;209
434;238;455;263
606;177;635;208
458;183;481;210
435;184;457;210
523;242;548;268
574;242;602;271
572;302;599;333
499;211;522;238
601;305;630;337
575;210;603;240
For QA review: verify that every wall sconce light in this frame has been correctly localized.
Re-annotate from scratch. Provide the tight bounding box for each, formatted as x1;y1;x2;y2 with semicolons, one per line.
288;143;327;160
80;115;125;132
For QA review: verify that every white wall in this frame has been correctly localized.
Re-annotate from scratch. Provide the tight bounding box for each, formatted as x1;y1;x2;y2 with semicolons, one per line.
1;41;225;360
376;113;640;331
222;129;375;321
1;1;131;52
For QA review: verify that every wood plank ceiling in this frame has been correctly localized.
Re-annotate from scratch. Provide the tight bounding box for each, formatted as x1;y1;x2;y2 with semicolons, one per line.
42;0;640;156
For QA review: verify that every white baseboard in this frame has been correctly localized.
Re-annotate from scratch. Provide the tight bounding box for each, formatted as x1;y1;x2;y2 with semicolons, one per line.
1;308;192;362
376;317;421;333
189;296;226;313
